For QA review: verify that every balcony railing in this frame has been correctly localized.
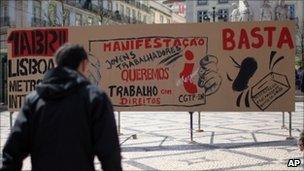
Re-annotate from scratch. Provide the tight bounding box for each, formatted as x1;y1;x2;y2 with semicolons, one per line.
218;0;229;4
62;1;145;24
66;0;76;6
31;17;47;27
125;0;150;13
0;16;10;27
91;3;101;14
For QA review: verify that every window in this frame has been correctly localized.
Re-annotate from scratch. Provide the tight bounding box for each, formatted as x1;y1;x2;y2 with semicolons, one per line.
64;9;70;25
197;10;209;22
1;0;8;16
143;15;147;23
126;7;131;18
132;9;136;18
33;7;41;19
287;4;296;20
160;15;164;23
3;5;8;16
115;2;118;11
87;17;93;25
75;13;82;26
151;11;155;23
218;9;229;21
33;1;42;19
98;0;103;8
136;1;141;8
138;11;141;21
132;9;136;20
197;0;207;5
120;4;124;15
107;0;112;11
218;0;228;4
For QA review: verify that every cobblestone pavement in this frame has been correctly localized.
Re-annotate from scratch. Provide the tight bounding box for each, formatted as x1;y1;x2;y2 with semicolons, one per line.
1;102;303;170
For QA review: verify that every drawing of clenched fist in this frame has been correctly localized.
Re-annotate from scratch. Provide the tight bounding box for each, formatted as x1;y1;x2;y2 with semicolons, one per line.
198;54;222;96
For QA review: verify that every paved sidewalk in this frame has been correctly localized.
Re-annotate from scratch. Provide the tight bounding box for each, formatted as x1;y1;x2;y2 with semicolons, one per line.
1;102;303;170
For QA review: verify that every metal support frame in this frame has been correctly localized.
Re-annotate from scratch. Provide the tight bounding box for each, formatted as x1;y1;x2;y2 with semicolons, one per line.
9;112;13;130
117;111;123;135
286;112;295;140
281;112;287;129
189;112;195;143
1;57;5;104
120;134;137;146
196;112;204;132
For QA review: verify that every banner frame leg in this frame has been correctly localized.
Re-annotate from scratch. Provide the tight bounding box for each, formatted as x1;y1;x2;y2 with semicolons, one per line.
196;112;204;132
9;112;13;131
281;112;287;129
189;112;195;143
117;111;123;135
286;112;295;140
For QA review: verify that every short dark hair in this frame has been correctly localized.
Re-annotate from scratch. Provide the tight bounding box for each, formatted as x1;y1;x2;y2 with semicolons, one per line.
55;44;88;70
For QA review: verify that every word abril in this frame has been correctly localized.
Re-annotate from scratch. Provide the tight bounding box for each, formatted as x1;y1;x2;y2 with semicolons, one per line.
7;29;68;57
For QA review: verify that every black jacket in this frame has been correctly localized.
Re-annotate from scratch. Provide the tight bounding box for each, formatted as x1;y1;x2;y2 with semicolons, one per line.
1;67;121;171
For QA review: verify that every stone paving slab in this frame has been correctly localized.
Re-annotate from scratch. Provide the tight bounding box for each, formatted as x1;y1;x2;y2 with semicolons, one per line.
0;102;303;170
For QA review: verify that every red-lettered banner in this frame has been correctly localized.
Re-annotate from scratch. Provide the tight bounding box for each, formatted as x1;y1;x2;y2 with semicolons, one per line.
7;21;295;111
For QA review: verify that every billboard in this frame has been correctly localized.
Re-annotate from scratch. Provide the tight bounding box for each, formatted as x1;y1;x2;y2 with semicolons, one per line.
7;21;295;111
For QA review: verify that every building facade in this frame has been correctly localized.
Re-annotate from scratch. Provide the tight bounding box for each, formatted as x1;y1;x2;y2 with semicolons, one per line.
0;0;152;53
0;0;186;104
186;0;233;23
0;0;186;53
150;0;172;24
163;0;186;18
150;0;186;24
186;0;304;77
186;0;303;27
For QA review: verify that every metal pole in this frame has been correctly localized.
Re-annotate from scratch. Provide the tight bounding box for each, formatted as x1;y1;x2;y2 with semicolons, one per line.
117;111;122;135
189;112;195;143
212;7;216;22
286;112;295;140
1;57;6;104
281;112;286;129
196;112;204;132
9;112;13;130
301;29;304;63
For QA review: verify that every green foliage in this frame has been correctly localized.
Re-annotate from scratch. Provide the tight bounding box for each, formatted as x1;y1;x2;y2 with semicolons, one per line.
46;0;58;26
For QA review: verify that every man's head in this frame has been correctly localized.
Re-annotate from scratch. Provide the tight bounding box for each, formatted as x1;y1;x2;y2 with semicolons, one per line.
55;44;88;76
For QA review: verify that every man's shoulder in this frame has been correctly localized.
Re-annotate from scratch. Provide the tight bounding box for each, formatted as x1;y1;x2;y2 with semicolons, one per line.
83;84;107;98
25;91;40;104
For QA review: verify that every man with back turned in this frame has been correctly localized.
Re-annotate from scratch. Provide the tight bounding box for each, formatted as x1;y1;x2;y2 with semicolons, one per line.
1;44;122;171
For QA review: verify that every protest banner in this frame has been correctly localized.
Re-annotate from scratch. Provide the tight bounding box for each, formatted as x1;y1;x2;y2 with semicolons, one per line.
7;21;295;111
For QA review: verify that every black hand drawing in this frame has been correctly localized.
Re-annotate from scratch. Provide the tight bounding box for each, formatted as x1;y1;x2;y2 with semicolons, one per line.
198;54;222;96
227;56;258;107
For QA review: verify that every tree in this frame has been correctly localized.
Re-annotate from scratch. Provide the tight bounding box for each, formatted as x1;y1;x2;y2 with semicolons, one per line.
92;0;111;25
44;0;57;26
44;0;69;26
59;0;69;26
